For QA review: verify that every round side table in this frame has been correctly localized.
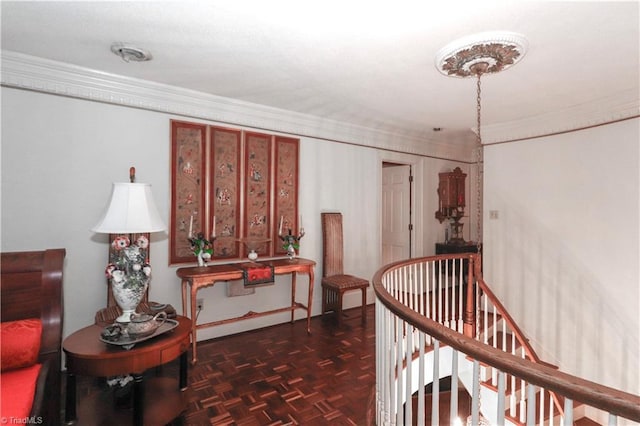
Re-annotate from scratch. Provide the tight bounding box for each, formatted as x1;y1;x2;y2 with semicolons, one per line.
63;316;191;425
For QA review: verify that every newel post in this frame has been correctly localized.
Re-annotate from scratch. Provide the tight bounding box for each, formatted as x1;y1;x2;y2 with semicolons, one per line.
463;255;476;338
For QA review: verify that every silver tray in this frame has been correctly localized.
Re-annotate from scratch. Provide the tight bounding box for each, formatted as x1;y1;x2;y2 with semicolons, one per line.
100;319;179;350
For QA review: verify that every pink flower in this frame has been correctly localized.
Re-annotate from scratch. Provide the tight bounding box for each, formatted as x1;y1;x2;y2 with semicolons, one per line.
105;263;116;278
112;236;130;250
135;235;149;249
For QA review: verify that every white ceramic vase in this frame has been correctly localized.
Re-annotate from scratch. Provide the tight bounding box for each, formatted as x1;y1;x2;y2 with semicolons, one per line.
248;249;259;261
111;278;149;323
286;244;296;260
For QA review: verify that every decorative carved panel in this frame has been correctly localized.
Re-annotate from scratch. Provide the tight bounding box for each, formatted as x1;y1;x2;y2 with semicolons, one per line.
210;126;242;259
273;136;300;255
243;132;272;257
170;121;207;264
170;121;299;265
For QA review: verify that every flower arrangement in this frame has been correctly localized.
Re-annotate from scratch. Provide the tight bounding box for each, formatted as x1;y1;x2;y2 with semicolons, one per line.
279;228;305;260
105;235;152;290
280;233;300;251
188;232;213;265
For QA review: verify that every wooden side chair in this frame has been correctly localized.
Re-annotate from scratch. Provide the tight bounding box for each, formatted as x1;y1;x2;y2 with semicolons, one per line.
321;212;369;326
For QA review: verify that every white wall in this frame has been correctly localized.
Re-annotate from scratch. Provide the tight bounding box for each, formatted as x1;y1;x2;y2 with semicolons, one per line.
2;87;463;343
6;84;634;397
483;118;640;394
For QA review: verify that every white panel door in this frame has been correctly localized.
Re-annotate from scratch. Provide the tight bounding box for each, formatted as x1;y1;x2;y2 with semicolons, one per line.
382;164;411;265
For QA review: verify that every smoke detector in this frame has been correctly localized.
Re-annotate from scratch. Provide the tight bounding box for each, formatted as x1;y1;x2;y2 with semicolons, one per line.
110;42;153;63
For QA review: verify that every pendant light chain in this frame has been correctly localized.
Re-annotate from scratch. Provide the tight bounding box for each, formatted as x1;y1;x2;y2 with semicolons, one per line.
470;72;490;426
437;33;527;426
475;73;483;255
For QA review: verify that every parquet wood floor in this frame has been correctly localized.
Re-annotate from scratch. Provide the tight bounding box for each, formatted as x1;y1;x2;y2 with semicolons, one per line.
69;306;376;426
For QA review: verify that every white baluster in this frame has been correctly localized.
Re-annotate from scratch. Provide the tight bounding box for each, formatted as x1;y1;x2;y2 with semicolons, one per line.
563;398;573;426
405;323;413;425
396;319;403;424
451;349;459;424
527;383;536;425
418;331;426;426
431;339;440;426
471;359;481;426
497;370;506;425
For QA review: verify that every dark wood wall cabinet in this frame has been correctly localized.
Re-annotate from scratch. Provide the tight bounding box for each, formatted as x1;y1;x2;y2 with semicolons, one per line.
435;167;467;243
170;120;299;265
435;167;466;222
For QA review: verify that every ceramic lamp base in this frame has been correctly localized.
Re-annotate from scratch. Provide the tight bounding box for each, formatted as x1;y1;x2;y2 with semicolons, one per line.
116;309;136;323
111;279;148;324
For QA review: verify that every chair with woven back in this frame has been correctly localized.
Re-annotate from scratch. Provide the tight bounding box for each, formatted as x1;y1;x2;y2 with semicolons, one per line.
321;212;369;327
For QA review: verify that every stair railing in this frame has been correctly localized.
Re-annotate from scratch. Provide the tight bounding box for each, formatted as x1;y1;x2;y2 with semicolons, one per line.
373;254;640;425
471;255;565;423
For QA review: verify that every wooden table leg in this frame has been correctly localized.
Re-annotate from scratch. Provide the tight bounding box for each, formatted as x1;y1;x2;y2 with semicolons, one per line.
307;266;314;334
181;279;188;316
65;372;77;423
291;272;296;324
190;282;199;364
361;287;367;324
179;351;188;390
133;373;144;426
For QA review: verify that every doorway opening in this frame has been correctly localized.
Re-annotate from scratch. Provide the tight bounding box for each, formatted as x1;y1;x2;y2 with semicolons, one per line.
382;162;412;266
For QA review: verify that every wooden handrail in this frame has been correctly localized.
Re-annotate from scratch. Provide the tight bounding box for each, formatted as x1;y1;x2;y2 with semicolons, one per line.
470;254;564;414
471;254;542;363
372;258;640;423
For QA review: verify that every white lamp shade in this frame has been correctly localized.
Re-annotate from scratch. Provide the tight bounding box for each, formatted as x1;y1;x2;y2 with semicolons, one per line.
92;182;166;234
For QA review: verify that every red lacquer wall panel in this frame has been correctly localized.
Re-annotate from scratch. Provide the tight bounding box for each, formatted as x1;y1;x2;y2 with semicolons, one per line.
170;121;207;264
210;126;242;259
243;132;272;257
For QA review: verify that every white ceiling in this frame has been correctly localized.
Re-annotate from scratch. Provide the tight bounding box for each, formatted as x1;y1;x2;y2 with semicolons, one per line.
1;1;639;154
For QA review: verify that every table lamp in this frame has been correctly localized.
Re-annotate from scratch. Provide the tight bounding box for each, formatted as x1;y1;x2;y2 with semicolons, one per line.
92;167;166;322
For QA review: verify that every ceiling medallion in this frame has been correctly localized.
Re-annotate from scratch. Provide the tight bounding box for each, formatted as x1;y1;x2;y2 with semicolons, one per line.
435;31;528;77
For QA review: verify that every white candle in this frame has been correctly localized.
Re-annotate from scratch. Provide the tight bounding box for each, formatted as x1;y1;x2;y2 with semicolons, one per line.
212;216;216;238
279;216;283;235
188;215;193;238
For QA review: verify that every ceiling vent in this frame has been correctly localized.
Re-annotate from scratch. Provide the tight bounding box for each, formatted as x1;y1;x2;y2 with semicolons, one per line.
110;42;153;62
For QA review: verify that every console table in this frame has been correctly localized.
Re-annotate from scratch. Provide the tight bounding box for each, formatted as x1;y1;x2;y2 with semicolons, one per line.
176;257;316;363
435;242;482;276
435;242;481;255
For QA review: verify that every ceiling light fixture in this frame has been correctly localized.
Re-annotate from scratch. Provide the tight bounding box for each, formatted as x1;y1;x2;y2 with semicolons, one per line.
435;31;528;78
110;42;153;63
436;31;528;426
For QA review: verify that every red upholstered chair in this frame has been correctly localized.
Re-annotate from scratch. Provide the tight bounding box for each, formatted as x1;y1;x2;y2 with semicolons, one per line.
1;248;65;426
321;212;369;326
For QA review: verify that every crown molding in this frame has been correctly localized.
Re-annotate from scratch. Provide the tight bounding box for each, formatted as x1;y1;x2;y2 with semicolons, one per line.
7;51;631;158
481;89;640;144
1;51;472;161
